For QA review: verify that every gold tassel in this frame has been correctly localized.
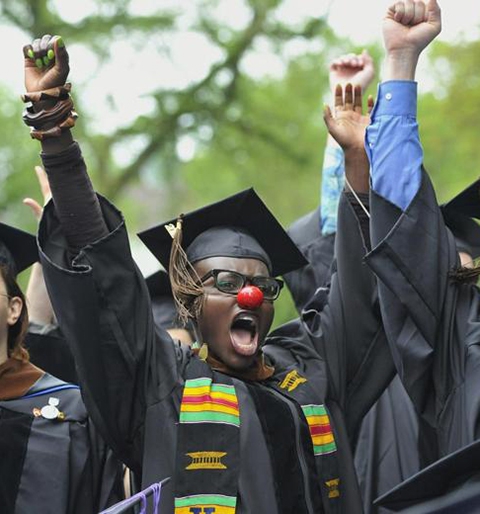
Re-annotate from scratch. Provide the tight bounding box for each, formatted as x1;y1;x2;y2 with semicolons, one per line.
198;343;209;361
167;215;204;325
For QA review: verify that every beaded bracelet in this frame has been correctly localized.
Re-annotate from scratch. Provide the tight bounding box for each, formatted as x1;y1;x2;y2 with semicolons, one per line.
29;112;78;141
21;83;72;103
23;97;74;128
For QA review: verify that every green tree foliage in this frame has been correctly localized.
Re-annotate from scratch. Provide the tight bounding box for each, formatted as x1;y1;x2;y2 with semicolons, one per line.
1;0;478;325
419;36;480;202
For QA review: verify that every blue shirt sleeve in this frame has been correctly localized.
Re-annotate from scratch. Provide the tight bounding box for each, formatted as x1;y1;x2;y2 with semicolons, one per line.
320;145;345;235
365;81;423;211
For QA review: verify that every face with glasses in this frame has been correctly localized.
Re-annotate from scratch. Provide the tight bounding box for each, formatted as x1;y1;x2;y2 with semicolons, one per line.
193;256;276;370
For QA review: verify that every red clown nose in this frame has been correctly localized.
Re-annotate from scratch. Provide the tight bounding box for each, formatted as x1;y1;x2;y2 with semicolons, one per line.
237;285;264;310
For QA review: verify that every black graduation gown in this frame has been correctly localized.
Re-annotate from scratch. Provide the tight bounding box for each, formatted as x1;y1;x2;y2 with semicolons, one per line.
25;325;78;384
0;372;123;513
38;192;391;514
366;169;480;457
353;375;437;514
375;438;480;513
284;208;335;312
284;203;431;514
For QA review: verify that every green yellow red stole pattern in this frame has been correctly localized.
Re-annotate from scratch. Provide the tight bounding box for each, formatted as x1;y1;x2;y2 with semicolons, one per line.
175;366;240;514
175;359;341;513
301;404;337;456
179;378;239;427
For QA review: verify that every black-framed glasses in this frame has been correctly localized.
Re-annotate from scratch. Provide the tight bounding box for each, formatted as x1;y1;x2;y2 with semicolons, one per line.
200;269;284;301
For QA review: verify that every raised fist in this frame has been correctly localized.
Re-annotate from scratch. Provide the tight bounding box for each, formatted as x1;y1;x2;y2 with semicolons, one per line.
23;35;69;93
329;50;375;94
383;0;442;57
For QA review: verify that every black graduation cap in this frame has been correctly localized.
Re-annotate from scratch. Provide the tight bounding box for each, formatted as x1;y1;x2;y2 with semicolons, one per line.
375;439;480;513
145;269;195;333
0;222;37;276
138;188;308;277
145;269;172;298
145;269;178;330
441;179;480;259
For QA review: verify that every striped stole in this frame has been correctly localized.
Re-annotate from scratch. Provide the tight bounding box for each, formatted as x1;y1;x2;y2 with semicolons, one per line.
175;360;240;514
275;368;341;512
301;404;337;456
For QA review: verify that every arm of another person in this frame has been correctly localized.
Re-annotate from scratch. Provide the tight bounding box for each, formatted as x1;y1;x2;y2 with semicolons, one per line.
24;166;54;326
321;50;375;236
285;52;376;312
23;35;181;470
303;85;395;441
363;0;459;420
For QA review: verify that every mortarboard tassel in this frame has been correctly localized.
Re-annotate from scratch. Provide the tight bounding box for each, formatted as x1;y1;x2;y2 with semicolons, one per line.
166;215;204;326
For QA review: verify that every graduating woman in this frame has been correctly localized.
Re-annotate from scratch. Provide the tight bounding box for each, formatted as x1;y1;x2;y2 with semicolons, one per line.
0;222;123;513
26;35;391;514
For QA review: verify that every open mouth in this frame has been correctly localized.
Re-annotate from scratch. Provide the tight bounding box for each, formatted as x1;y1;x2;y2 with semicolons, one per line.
230;315;259;356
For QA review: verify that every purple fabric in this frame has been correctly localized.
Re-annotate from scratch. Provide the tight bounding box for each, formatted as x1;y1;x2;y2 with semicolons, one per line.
99;481;164;514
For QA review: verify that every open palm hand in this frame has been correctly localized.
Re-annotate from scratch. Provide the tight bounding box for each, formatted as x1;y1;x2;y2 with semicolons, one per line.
323;84;373;152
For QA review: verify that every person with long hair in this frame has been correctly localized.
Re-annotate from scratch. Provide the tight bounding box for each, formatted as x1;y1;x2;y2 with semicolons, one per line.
0;223;123;513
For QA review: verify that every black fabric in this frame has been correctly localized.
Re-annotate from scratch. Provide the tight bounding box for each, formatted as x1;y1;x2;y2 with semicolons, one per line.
246;382;313;514
145;269;172;298
441;209;480;259
38;189;390;514
41;142;109;254
138;188;308;276
146;269;194;332
376;438;480;513
0;224;37;276
365;169;480;510
0;408;33;514
25;329;78;384
187;226;272;272
0;374;123;513
284;208;335;313
346;193;371;252
354;375;438;514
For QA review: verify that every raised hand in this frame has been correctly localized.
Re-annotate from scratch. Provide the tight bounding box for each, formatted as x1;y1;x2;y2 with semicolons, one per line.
329;50;375;94
23;166;52;221
23;35;69;93
323;84;374;153
383;0;442;58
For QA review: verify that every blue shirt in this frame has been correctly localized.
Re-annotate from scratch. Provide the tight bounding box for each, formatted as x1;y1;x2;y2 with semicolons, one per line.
365;81;423;211
320;145;345;235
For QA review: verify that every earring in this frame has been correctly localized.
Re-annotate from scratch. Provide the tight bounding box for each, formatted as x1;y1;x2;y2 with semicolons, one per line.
198;343;209;361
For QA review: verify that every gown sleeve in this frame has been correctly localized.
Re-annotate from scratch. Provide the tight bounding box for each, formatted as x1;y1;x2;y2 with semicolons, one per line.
303;191;395;441
364;82;461;424
38;195;183;472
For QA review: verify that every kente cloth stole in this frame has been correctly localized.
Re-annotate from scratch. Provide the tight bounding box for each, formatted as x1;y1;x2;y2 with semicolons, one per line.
175;359;239;514
275;368;341;513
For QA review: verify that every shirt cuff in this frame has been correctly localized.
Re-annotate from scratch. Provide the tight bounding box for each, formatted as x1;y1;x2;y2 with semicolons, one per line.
371;81;417;119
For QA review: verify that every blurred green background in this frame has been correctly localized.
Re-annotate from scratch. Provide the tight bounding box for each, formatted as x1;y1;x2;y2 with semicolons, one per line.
1;0;479;327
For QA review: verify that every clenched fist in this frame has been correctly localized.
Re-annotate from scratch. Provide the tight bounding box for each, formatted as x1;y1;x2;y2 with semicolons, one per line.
23;35;69;93
383;0;442;57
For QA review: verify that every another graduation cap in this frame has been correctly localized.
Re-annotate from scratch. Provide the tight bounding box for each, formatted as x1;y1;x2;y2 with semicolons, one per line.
145;269;178;330
138;188;308;277
441;179;480;259
376;438;480;513
0;222;37;276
